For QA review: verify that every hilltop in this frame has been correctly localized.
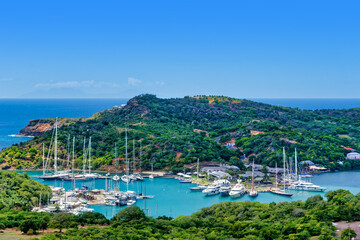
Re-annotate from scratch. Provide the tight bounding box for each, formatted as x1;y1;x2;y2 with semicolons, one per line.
1;94;360;172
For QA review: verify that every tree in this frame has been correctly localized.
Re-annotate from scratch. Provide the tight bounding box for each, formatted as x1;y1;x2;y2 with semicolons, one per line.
49;213;73;233
20;219;38;234
39;216;50;232
341;228;356;240
112;206;146;222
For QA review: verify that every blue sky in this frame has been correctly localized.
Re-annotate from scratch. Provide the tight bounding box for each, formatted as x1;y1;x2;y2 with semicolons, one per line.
0;0;359;98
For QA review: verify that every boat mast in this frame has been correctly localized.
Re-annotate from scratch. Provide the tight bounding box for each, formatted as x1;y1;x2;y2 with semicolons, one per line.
125;128;129;191
275;162;278;189
283;147;286;191
66;135;70;170
133;140;135;173
115;142;117;174
54;118;58;174
42;143;45;176
197;158;199;184
72;136;75;190
295;148;298;180
83;137;86;175
88;137;92;174
151;160;154;174
140;140;142;175
251;160;255;192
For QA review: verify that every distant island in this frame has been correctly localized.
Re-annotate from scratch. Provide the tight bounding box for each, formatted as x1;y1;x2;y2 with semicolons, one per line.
1;94;359;172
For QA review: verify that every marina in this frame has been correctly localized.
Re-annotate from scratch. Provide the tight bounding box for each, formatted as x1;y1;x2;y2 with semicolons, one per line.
17;169;360;219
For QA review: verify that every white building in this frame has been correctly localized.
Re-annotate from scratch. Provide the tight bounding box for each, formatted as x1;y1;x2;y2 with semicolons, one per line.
347;152;360;160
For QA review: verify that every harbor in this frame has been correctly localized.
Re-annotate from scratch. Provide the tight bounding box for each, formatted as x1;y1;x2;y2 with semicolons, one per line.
19;168;360;219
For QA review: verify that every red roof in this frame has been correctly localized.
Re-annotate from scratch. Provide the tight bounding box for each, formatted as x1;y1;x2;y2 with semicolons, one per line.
344;147;356;151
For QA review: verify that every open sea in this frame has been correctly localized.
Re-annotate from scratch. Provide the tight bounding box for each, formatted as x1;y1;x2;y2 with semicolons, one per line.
1;98;360;218
0;99;127;150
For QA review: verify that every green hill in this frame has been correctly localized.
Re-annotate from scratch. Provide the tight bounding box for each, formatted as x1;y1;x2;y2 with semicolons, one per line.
0;171;51;211
1;94;360;172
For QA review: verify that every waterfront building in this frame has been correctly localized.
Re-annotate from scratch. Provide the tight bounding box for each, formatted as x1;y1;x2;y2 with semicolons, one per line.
347;152;360;160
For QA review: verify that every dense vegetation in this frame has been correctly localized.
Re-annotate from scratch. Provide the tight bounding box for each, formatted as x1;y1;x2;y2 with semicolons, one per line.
0;171;51;211
1;94;360;172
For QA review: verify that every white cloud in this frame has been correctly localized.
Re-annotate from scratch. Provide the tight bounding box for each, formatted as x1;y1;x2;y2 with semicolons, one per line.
0;77;13;81
128;77;142;86
35;80;96;89
155;81;165;86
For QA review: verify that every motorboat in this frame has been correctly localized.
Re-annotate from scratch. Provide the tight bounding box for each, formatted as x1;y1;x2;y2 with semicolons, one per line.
229;180;246;199
127;199;136;206
202;179;229;196
121;175;131;183
219;186;231;197
112;175;120;181
288;180;326;192
189;185;207;192
179;178;192;183
202;185;220;196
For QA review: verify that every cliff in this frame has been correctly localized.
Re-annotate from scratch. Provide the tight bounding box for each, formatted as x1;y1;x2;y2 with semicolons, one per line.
16;118;81;136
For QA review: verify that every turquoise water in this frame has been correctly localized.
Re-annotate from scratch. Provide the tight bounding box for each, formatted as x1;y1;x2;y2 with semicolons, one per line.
17;170;360;219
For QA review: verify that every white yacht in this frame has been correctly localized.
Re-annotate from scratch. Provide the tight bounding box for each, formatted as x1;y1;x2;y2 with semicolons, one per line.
121;175;131;184
229;180;246;199
202;179;229;197
288;179;326;192
219;185;232;197
248;160;258;197
202;185;220;196
112;175;120;181
190;185;207;192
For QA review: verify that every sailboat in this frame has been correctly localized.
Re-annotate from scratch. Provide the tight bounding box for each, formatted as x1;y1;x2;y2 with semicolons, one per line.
39;118;69;180
112;143;120;181
73;137;99;181
121;128;131;184
270;160;293;197
129;140;138;182
135;140;144;181
149;160;154;179
248;160;258;197
189;158;206;192
83;137;100;180
288;148;326;192
63;137;78;184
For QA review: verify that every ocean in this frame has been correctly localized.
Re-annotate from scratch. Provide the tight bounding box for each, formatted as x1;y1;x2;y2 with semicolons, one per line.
251;98;360;110
0;99;127;150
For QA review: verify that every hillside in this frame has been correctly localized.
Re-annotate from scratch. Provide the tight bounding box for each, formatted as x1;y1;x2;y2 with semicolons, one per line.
1;94;360;172
0;171;51;211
